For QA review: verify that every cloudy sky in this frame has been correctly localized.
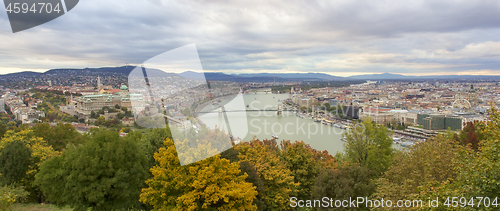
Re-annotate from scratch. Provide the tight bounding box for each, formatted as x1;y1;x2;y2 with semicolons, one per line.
0;0;500;76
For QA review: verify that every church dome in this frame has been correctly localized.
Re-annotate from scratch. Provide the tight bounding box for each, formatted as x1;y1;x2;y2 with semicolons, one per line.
120;84;128;90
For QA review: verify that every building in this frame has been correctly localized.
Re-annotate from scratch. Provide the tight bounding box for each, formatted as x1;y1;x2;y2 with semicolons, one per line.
75;84;132;118
343;106;361;119
14;108;45;124
0;98;4;112
418;114;463;131
121;117;135;126
328;99;339;107
362;112;395;124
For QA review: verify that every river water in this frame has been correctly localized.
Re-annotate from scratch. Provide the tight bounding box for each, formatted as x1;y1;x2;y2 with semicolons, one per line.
198;90;346;156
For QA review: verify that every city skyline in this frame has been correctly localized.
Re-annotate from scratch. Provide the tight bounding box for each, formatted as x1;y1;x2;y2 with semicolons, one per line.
1;0;500;76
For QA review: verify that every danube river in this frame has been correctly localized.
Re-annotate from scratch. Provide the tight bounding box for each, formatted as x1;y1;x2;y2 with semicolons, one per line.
198;90;346;155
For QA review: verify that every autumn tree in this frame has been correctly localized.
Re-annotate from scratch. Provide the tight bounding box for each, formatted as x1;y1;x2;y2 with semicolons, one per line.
372;134;462;209
236;139;299;211
35;129;149;211
456;121;479;151
279;140;336;199
0;129;58;201
220;148;266;211
140;138;257;211
341;118;394;177
461;105;500;198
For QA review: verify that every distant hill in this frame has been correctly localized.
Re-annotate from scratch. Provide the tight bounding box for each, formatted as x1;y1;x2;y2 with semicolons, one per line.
2;66;500;81
233;73;344;80
347;73;409;80
179;71;238;80
4;71;43;77
347;73;500;80
44;66;137;76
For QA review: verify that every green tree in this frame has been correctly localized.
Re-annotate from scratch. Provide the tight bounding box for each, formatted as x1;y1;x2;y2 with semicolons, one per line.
341;118;394;177
140;138;257;211
322;102;330;111
139;127;172;170
0;123;7;138
35;129;149;211
116;112;124;120
0;140;31;185
32;123;83;151
96;116;105;125
313;164;374;210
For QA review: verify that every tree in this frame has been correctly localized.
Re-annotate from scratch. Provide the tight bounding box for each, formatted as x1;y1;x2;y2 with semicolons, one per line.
0;129;58;202
236;140;299;211
279;140;336;199
456;121;479;151
117;112;124;120
140;138;258;211
373;135;461;207
461;105;500;198
181;107;192;118
114;104;121;109
239;161;266;211
221;148;266;211
138;127;172;170
96;116;105;125
313;164;374;210
0;123;7;138
0;185;29;210
341;118;394;177
0;140;31;185
32;123;83;151
322;102;331;111
35;129;149;211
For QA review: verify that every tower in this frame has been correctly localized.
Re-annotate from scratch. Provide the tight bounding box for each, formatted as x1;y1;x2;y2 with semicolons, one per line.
97;75;101;90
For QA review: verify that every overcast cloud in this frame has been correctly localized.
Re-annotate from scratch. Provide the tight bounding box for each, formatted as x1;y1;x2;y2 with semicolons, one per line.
0;0;499;76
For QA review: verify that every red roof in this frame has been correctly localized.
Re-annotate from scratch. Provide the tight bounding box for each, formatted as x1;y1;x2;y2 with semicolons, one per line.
102;89;120;94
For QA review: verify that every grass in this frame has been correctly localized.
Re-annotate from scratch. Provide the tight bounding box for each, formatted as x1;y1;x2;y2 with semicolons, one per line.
11;203;73;211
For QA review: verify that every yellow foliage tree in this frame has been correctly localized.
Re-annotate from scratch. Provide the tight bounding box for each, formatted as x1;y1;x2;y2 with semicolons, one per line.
236;140;299;211
0;129;59;201
140;138;257;211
